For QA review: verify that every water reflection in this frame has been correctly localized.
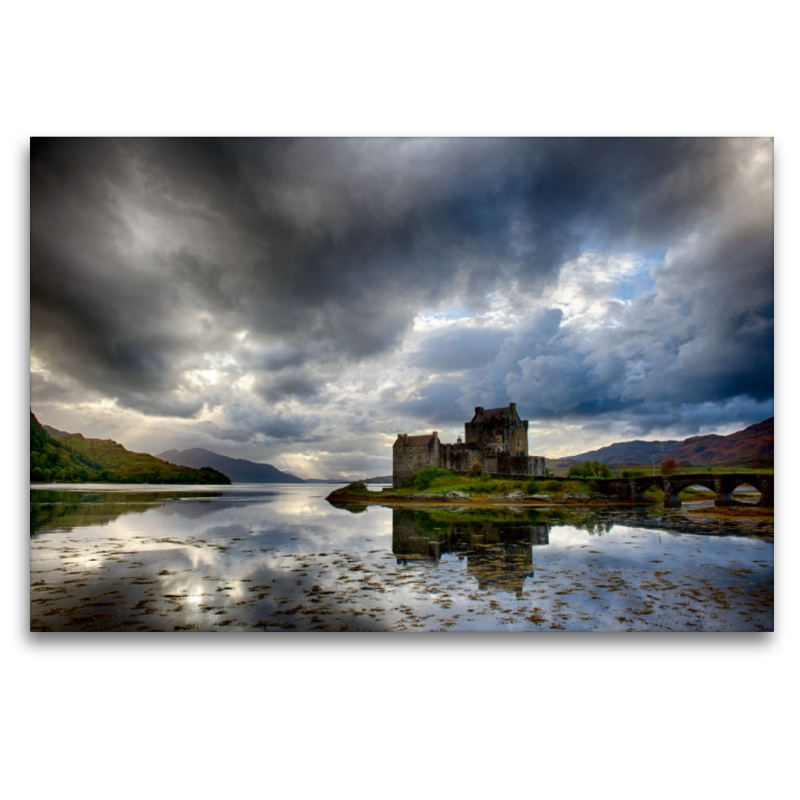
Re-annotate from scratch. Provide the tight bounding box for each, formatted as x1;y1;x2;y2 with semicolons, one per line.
30;489;221;535
30;486;774;632
393;509;549;596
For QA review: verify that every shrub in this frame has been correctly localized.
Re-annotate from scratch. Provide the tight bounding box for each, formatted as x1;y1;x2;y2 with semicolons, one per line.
525;479;540;494
467;462;483;477
571;461;612;478
413;466;453;491
660;459;678;476
544;480;561;492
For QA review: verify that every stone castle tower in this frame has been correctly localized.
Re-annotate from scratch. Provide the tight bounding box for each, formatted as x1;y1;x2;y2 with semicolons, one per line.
392;403;546;487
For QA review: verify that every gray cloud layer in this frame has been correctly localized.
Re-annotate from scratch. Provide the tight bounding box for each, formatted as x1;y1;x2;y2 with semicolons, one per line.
30;138;773;472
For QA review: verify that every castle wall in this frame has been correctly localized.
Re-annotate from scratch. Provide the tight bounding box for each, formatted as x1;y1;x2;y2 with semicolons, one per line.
392;432;440;487
439;445;545;477
440;442;483;473
529;456;546;477
496;452;534;476
393;444;431;487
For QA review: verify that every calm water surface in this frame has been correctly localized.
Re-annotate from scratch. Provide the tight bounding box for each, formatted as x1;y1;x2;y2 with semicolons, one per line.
30;484;773;632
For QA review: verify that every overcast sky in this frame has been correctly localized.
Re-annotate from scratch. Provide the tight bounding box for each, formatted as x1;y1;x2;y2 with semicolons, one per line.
30;137;774;478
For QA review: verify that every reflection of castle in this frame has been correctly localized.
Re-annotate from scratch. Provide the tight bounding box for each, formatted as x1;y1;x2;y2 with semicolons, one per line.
392;508;550;597
393;403;547;487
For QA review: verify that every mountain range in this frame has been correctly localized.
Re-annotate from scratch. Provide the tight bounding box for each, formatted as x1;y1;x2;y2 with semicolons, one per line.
563;417;773;467
158;448;391;484
159;448;305;483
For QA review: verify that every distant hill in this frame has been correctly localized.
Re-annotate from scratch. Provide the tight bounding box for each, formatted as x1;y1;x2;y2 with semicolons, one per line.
31;412;230;484
158;448;305;483
563;439;682;465
563;418;773;468
661;417;774;467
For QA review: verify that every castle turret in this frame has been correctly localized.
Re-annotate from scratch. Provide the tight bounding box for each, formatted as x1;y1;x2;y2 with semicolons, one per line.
465;404;528;455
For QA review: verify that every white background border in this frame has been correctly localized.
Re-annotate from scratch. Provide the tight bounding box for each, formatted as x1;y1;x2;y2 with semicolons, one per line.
5;3;796;798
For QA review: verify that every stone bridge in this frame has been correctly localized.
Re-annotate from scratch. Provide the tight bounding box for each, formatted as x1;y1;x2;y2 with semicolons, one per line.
587;473;773;508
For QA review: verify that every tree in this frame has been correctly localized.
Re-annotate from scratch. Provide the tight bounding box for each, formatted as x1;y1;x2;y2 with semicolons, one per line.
572;460;612;479
660;458;678;476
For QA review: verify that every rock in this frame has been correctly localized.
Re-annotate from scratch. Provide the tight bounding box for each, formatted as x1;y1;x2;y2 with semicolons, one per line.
504;491;524;499
446;491;471;499
530;494;552;500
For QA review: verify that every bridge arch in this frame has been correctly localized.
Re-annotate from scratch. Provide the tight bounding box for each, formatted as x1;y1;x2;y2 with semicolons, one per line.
672;476;716;494
729;479;762;506
637;479;663;494
661;475;716;508
630;477;677;503
728;478;760;493
715;474;773;507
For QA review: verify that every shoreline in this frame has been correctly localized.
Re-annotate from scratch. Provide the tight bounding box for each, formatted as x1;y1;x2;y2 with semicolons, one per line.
325;485;774;518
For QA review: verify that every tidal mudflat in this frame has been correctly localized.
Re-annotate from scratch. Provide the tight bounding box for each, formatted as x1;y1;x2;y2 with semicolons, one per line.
30;484;773;632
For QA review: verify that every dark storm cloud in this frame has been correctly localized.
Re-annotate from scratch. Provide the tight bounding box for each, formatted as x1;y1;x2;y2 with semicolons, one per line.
253;371;321;403
202;404;316;443
406;325;509;372
391;378;470;427
459;223;773;433
31;137;772;439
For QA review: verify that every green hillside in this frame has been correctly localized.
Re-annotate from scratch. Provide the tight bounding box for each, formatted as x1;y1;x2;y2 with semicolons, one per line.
30;411;230;484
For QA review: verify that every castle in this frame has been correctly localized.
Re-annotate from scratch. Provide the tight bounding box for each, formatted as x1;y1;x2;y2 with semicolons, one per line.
392;403;546;488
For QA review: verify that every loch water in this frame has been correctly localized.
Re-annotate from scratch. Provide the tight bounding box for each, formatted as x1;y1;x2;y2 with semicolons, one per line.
30;483;773;632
